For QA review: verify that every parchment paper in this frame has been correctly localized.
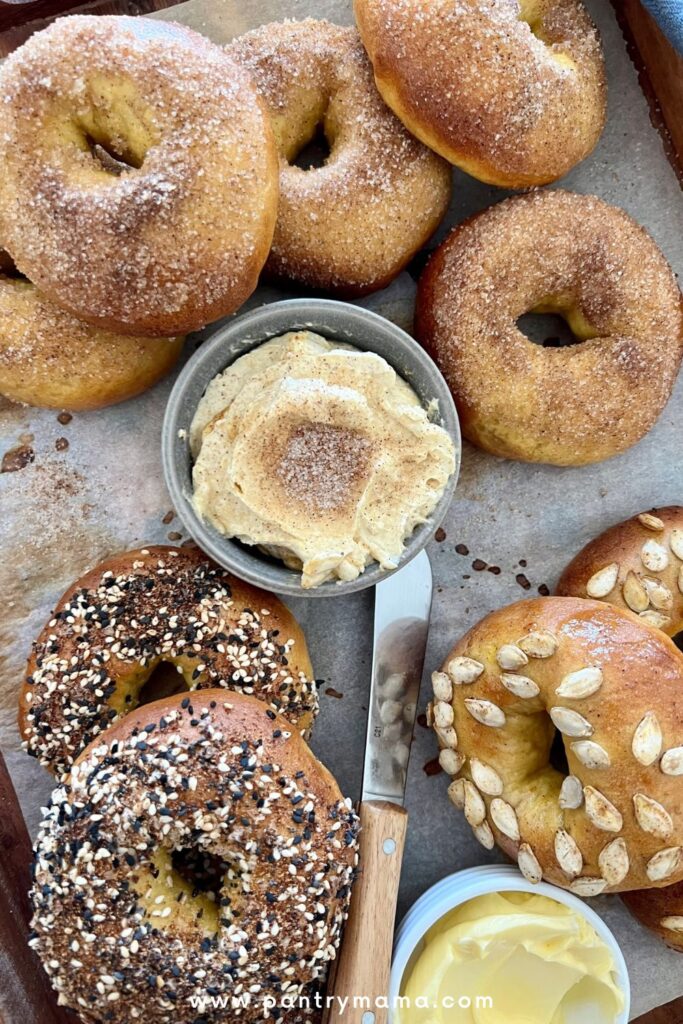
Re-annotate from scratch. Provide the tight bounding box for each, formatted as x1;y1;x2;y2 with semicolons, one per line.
1;1;682;1017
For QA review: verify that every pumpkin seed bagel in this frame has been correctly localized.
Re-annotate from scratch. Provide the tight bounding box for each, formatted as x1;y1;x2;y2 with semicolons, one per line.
0;251;183;410
29;691;359;1023
0;16;279;336
416;190;683;466
20;546;317;777
228;18;451;296
354;0;606;188
558;507;683;949
430;597;683;895
557;507;683;637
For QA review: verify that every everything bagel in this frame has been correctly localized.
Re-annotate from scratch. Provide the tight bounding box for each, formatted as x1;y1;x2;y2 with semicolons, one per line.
20;546;317;776
29;691;359;1023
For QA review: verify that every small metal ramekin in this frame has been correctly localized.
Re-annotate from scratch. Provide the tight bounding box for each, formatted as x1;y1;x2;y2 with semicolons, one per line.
161;298;460;597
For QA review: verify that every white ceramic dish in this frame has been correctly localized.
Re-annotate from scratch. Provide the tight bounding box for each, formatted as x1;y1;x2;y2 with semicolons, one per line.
390;864;630;1023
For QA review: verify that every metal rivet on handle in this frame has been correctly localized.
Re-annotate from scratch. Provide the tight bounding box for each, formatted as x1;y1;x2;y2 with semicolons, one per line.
362;1014;376;1024
383;838;397;855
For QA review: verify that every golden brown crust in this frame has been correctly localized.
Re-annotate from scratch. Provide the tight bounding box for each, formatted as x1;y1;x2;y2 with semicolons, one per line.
432;597;683;894
354;0;606;187
0;16;279;336
20;545;317;776
416;190;683;466
558;508;683;946
557;507;683;637
0;261;183;410
229;19;451;296
622;882;683;952
29;690;359;1022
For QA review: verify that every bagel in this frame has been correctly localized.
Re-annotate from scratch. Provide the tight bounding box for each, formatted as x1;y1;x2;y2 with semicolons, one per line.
430;597;683;895
0;16;279;336
0;251;183;410
29;690;359;1023
557;507;683;948
557;506;683;637
228;19;451;297
20;546;317;777
621;883;683;953
354;0;606;187
416;190;683;466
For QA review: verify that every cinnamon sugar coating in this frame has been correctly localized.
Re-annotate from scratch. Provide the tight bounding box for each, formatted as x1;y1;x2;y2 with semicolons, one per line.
0;17;279;336
416;190;683;466
229;19;451;296
29;692;358;1022
0;252;183;410
20;546;317;776
355;0;607;187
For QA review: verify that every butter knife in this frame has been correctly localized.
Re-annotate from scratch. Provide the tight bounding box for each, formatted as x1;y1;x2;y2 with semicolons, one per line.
325;550;433;1024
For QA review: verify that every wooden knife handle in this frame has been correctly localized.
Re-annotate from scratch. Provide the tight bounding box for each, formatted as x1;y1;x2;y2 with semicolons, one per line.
324;801;408;1024
0;751;74;1024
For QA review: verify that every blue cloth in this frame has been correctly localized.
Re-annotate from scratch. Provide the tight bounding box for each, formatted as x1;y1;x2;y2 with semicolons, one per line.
640;0;683;55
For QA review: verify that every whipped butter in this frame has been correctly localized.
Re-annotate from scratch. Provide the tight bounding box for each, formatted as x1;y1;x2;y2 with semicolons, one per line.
400;892;624;1024
190;331;456;588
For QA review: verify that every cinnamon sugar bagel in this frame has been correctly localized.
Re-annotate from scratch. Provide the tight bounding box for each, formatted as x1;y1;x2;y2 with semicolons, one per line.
228;19;451;296
29;690;359;1023
0;252;183;410
20;546;317;777
354;0;606;187
416;190;683;466
0;16;278;336
557;507;683;637
430;597;683;895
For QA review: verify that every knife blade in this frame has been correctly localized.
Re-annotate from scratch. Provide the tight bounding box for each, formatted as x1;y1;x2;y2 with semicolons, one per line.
324;550;433;1024
362;549;434;805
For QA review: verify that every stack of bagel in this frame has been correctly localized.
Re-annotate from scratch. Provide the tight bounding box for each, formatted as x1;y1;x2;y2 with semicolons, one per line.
1;5;680;464
0;14;450;411
20;546;359;1024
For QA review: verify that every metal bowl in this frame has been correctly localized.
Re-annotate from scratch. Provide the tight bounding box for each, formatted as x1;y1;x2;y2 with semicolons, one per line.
162;298;461;597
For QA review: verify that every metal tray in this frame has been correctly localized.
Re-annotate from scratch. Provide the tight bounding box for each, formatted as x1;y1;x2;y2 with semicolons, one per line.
1;1;682;1017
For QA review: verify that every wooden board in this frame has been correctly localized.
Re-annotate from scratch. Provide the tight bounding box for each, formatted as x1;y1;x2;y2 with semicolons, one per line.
616;0;683;181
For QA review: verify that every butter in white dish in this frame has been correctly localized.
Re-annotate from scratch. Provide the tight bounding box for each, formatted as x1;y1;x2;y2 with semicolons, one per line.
190;330;456;589
400;890;625;1024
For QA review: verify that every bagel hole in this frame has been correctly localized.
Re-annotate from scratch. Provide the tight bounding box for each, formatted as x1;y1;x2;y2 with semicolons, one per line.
85;133;142;175
516;312;584;349
291;123;332;171
171;848;230;904
137;661;189;707
673;631;683;653
0;251;26;280
549;729;570;776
